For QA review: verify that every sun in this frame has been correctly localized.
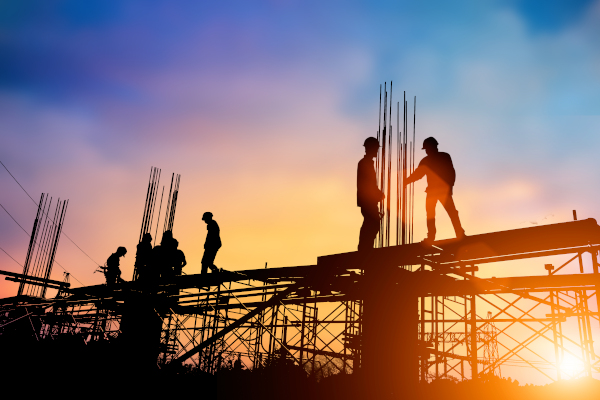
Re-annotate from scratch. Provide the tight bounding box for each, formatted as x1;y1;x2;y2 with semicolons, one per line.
559;354;585;379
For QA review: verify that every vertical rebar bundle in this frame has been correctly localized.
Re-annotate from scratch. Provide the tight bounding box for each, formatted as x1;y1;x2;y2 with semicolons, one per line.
134;167;180;280
139;167;161;242
163;173;181;234
18;193;45;296
19;193;68;298
134;167;161;280
375;83;417;248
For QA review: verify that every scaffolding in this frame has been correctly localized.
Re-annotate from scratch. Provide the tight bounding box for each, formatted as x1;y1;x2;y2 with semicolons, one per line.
1;218;599;390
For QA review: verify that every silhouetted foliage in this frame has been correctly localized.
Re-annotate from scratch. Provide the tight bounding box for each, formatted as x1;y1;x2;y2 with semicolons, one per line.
2;334;598;400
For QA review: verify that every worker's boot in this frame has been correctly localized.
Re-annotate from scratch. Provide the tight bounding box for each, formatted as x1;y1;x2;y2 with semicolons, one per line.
424;218;436;245
422;237;435;247
451;218;466;240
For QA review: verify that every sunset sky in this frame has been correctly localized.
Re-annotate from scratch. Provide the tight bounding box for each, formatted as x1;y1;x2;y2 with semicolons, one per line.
1;1;600;380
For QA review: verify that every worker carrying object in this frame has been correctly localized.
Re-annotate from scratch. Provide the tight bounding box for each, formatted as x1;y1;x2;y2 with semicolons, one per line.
357;137;385;251
101;246;127;287
201;212;221;274
404;137;465;244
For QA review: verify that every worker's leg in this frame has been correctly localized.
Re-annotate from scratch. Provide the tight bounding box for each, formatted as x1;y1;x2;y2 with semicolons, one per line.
440;193;465;238
425;193;438;241
105;273;116;287
201;250;211;274
210;249;220;272
116;270;124;284
203;249;220;273
358;205;380;251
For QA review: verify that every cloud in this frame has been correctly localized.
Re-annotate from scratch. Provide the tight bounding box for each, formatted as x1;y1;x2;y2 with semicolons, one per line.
2;1;600;316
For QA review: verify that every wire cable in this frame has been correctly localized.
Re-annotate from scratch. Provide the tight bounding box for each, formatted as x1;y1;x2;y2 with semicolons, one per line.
0;203;30;235
0;245;24;267
0;159;100;267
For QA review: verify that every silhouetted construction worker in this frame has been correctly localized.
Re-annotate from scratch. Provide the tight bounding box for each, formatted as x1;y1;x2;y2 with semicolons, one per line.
405;137;465;243
357;137;385;251
153;230;175;280
201;212;221;274
171;239;187;276
102;246;127;287
133;233;153;281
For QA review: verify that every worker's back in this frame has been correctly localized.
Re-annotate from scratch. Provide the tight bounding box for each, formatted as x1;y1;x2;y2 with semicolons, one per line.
106;252;120;271
418;151;455;194
205;220;221;250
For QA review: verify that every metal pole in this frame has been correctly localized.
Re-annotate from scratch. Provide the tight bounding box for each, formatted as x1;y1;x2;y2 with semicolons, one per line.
470;269;478;380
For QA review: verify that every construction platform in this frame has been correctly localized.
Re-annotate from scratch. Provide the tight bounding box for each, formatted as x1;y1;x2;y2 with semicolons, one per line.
1;219;599;394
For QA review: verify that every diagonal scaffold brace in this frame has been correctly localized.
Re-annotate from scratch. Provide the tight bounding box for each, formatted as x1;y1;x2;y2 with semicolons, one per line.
171;282;301;365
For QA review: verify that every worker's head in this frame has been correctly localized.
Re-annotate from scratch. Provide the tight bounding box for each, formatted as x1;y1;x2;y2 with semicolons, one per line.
173;239;179;249
163;230;173;240
202;212;213;223
422;137;439;155
116;246;127;257
142;233;152;243
363;137;380;158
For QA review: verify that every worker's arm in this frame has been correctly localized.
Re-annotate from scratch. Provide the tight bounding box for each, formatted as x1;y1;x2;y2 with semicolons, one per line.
404;165;426;186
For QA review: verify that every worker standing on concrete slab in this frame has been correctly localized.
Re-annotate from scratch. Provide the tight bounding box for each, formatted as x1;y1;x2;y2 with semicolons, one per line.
172;239;187;276
404;137;465;243
133;233;152;281
102;246;127;287
357;137;385;251
201;212;221;274
155;230;177;279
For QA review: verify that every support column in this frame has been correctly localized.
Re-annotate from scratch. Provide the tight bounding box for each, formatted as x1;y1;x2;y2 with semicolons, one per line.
362;260;418;398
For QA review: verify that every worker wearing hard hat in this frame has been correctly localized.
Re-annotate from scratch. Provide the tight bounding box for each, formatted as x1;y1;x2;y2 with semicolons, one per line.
357;137;385;251
405;137;465;243
201;212;221;274
101;246;127;287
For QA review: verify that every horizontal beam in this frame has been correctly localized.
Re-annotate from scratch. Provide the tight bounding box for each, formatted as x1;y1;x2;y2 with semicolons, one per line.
423;273;600;296
420;347;472;362
421;317;567;323
318;219;600;268
285;345;354;360
0;269;69;287
5;277;71;292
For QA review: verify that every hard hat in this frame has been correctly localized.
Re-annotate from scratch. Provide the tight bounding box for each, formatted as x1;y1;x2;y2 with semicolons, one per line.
363;137;380;148
422;137;438;149
202;212;213;220
117;246;127;255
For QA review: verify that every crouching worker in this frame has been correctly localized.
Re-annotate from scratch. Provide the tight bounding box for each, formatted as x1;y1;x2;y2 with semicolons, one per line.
100;246;127;287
